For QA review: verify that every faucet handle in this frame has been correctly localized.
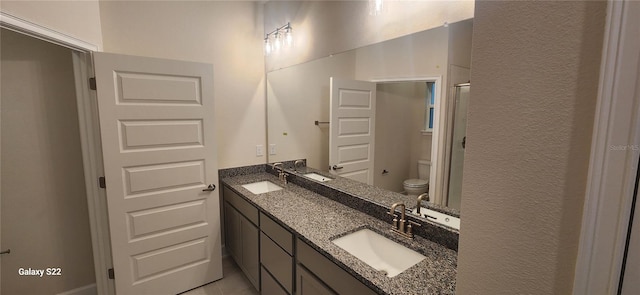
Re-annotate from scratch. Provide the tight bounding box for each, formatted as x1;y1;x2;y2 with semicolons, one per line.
406;220;421;237
407;220;421;227
387;211;398;228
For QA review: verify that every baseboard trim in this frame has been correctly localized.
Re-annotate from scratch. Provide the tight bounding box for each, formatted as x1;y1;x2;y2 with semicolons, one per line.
56;283;97;295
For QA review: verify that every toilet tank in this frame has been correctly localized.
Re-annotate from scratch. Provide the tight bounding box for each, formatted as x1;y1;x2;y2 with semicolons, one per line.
418;160;431;180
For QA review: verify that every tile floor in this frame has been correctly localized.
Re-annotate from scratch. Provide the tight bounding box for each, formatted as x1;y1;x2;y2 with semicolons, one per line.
179;256;259;295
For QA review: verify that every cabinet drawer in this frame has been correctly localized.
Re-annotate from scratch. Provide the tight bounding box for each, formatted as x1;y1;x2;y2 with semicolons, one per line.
261;266;289;295
224;185;258;225
260;212;294;255
297;264;336;295
297;238;376;295
261;232;293;293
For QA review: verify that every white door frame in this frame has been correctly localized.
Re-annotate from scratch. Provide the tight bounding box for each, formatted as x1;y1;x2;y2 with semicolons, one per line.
1;11;114;295
371;76;444;205
573;0;640;294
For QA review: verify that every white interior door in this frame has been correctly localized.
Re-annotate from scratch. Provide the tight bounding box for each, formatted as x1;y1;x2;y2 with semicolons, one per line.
329;77;376;185
93;52;222;294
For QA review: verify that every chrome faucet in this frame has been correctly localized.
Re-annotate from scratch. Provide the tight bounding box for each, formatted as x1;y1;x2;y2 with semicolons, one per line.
294;160;304;172
388;202;420;239
273;162;286;183
416;193;430;215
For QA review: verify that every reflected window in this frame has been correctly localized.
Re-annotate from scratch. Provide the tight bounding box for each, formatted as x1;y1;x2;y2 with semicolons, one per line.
425;82;436;130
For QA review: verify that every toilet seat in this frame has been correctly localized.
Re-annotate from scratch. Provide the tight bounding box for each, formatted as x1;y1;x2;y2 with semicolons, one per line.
403;179;428;188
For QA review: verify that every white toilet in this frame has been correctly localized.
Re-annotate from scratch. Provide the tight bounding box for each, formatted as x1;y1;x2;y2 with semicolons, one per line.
403;160;430;197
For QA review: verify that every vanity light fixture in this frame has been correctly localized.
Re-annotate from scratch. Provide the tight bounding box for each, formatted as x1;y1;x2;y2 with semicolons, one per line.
264;22;293;55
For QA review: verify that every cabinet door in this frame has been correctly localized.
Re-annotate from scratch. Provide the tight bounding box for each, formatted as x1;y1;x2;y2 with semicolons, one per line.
224;202;241;262
241;218;260;289
297;238;376;295
297;264;336;295
262;267;288;295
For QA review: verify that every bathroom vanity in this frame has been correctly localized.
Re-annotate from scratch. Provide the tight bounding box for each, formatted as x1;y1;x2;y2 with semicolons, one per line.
220;164;459;295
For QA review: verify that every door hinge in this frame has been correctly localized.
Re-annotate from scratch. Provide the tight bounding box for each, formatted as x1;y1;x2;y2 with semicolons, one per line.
108;268;115;280
98;177;106;189
89;77;97;90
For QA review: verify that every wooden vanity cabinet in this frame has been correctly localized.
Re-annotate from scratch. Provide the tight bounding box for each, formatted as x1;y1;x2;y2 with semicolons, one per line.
296;238;377;295
223;186;260;290
223;184;377;295
260;212;294;294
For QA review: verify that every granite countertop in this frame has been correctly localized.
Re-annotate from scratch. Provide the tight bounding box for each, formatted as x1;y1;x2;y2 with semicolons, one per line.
221;172;457;295
292;166;460;218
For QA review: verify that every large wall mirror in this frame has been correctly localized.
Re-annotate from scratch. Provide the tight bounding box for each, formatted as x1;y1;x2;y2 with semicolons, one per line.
266;10;473;216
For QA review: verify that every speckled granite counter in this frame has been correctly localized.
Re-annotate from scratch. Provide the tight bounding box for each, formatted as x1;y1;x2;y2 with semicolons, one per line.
289;166;460;218
221;172;457;295
261;164;459;250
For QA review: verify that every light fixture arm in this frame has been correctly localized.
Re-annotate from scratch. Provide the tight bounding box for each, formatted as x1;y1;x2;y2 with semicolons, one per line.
265;22;291;39
264;22;292;55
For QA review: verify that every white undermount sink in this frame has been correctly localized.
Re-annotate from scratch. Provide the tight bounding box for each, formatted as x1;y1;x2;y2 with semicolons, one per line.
331;228;425;277
303;173;333;182
411;207;460;230
241;181;283;194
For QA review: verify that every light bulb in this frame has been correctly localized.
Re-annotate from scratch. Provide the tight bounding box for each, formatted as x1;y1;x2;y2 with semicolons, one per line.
285;28;293;47
274;32;281;51
264;38;271;55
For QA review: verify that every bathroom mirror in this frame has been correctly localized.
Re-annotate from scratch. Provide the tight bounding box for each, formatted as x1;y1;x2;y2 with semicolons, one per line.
266;17;473;216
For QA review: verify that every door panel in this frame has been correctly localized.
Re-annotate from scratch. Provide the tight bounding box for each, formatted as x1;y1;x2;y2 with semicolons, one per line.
119;119;204;151
93;52;221;294
329;78;376;185
115;72;202;105
127;200;206;239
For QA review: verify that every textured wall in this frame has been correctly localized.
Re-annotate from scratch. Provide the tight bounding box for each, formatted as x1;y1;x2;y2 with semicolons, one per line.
0;0;103;49
99;1;265;169
455;1;606;294
1;29;96;294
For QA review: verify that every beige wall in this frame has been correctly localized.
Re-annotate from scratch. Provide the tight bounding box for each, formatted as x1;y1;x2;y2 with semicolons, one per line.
99;0;266;169
0;0;103;49
374;82;427;192
456;1;606;294
447;19;473;71
353;25;450;81
1;29;95;294
264;0;474;71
